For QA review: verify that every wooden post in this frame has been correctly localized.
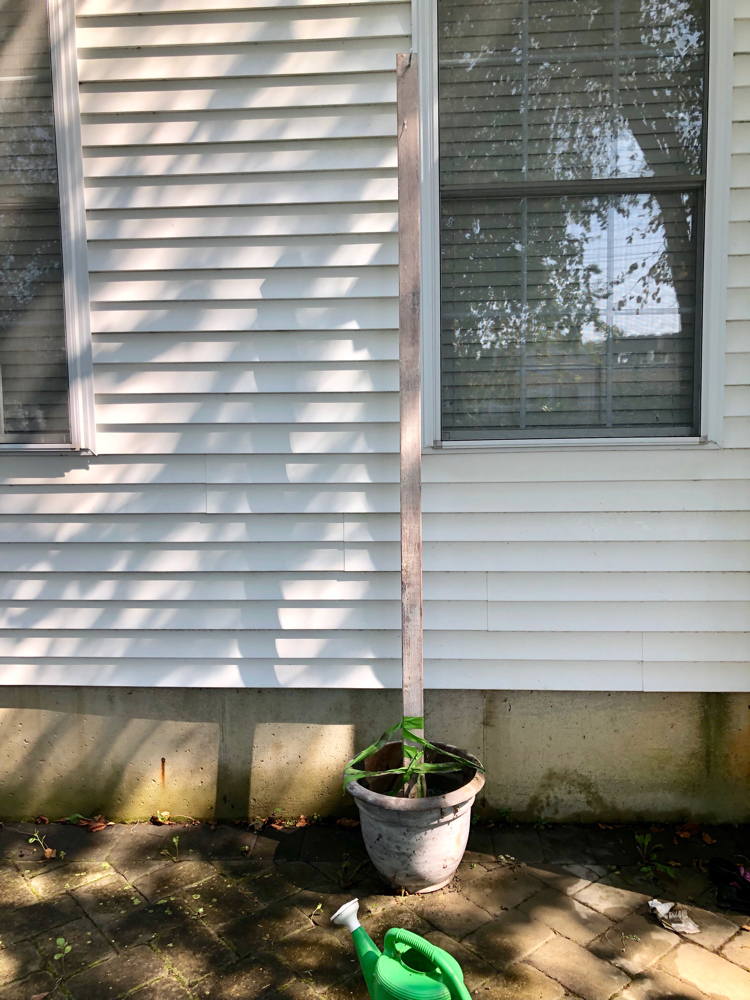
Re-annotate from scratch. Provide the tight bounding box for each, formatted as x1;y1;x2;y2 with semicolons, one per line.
397;53;423;740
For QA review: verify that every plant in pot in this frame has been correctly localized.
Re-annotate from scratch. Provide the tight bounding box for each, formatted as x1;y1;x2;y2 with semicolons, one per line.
341;54;485;895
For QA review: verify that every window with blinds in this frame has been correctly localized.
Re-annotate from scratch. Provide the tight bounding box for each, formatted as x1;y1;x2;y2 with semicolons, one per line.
0;0;69;444
438;0;707;440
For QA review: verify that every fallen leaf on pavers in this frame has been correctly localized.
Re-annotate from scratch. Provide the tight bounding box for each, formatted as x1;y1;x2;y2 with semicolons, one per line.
30;993;50;1000
44;847;57;859
702;832;716;845
650;825;665;833
35;816;49;825
743;924;750;931
667;861;682;867
336;818;359;828
676;822;701;839
692;859;708;873
295;816;309;828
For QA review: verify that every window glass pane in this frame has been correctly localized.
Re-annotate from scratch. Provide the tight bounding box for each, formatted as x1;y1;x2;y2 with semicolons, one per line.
441;192;700;438
0;0;69;443
439;0;707;185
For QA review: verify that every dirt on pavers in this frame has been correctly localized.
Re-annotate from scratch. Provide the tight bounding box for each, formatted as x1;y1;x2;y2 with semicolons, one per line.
0;820;747;999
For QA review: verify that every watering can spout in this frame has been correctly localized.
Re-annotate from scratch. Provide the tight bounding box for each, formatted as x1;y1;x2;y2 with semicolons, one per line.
331;899;380;996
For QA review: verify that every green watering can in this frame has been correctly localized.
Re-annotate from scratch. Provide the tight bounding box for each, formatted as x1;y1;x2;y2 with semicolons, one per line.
331;899;471;1000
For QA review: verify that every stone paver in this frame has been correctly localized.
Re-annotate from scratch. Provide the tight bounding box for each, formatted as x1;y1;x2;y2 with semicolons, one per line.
34;915;116;975
66;943;167;1000
677;903;741;952
462;864;544;915
471;963;565;1000
519;885;612;945
722;928;750;971
424;930;496;990
0;970;58;1000
464;908;554;969
0;939;42;986
155;917;236;983
588;912;679;975
659;941;750;999
527;864;592;896
409;887;494;939
0;820;747;1000
573;881;650;921
527;934;631;1000
615;967;710;1000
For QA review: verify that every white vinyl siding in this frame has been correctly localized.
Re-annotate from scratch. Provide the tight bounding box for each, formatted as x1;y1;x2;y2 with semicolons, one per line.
0;0;745;691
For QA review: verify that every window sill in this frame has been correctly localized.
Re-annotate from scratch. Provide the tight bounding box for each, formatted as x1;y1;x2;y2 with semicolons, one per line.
427;435;716;453
0;443;92;454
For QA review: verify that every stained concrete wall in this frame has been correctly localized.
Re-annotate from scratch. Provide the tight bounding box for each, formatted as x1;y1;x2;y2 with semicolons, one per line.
0;688;748;823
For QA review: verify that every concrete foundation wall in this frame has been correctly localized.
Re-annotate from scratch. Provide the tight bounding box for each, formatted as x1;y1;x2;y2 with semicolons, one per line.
0;688;748;823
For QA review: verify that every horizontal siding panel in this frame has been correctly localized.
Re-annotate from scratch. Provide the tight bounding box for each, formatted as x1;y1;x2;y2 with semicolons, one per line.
77;0;396;14
348;511;750;542
4;512;746;545
0;544;344;572
3;598;727;634
83;142;397;179
84;207;398;240
75;6;411;48
0;631;403;658
643;632;750;661
207;484;396;513
81;111;394;147
724;386;750;415
0;572;398;600
0;487;207;515
487;572;750;602
79;76;396;114
0;660;403;688
724;321;750;352
87;237;398;272
348;541;750;573
77;42;405;83
94;363;397;393
722;416;750;447
92;332;398;364
95;425;399;455
424;481;750;513
93;395;399;424
90;302;399;332
0;457;203;485
88;268;398;302
424;450;750;483
205;455;396;483
488;602;750;632
84;173;397;210
643;663;750;692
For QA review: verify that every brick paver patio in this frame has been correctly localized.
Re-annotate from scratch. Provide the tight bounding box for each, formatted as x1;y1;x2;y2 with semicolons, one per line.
0;819;748;999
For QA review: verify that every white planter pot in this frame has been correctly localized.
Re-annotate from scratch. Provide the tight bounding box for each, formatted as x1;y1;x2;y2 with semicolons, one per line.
346;741;485;893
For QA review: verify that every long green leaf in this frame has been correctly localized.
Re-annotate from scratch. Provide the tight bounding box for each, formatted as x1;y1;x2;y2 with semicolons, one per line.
343;716;484;795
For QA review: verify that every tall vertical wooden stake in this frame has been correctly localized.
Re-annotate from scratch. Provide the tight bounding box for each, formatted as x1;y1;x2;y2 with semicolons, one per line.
397;53;423;739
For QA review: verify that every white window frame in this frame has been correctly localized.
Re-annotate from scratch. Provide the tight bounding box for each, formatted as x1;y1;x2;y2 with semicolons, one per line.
0;0;96;454
414;0;733;451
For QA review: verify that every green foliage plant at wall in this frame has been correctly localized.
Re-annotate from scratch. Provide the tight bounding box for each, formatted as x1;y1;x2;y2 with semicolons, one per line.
343;716;484;798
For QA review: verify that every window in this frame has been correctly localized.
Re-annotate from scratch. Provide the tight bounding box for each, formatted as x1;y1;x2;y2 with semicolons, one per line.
436;0;708;441
0;0;94;451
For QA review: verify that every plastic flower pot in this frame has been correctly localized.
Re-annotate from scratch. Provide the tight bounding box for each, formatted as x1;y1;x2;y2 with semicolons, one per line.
346;741;485;893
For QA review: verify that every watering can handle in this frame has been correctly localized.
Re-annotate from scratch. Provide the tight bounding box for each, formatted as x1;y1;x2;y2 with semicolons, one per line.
384;928;472;1000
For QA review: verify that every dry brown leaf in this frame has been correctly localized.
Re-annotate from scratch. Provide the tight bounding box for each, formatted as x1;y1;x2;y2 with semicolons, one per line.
650;825;665;832
295;815;309;828
43;847;56;860
702;832;716;845
87;822;108;833
30;993;50;999
336;818;360;828
742;924;750;932
34;816;49;825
